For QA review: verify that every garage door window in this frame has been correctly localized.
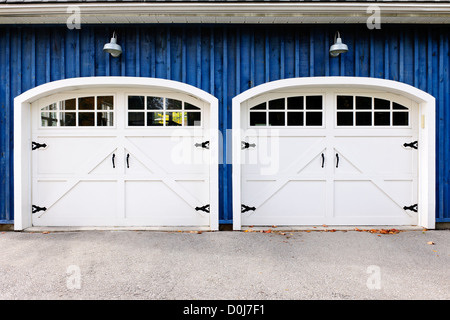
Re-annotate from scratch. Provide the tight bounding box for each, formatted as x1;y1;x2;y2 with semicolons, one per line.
127;96;201;127
336;95;409;127
249;95;323;127
40;96;114;127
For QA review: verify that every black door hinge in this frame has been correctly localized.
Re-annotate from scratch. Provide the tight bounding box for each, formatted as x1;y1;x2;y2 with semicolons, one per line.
403;141;418;149
195;141;210;149
32;141;47;150
195;204;210;213
32;205;47;214
403;204;418;212
241;141;256;150
241;204;256;213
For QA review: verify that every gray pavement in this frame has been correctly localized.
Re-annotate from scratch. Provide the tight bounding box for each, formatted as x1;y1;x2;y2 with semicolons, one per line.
0;228;449;300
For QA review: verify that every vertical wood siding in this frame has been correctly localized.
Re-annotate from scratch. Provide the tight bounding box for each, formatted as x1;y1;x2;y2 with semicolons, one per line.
0;24;449;224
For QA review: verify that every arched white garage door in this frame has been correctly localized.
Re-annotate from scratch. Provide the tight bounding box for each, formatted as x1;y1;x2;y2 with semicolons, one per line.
232;77;435;230
14;77;219;230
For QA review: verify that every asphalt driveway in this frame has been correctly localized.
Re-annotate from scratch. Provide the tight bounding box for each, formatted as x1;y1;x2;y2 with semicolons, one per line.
0;228;448;300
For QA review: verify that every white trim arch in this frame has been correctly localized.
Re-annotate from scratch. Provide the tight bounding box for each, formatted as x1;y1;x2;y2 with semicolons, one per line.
232;77;435;230
14;76;219;231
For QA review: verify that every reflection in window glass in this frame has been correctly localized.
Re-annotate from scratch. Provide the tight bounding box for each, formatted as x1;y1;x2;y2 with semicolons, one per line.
337;96;353;110
166;112;183;126
306;112;322;126
41;96;115;127
61;99;76;111
79;112;95;126
250;112;266;126
147;96;164;110
374;98;390;110
128;96;145;110
269;98;285;110
337;96;410;127
249;95;323;127
250;102;266;110
185;112;201;126
268;112;285;126
356;97;372;110
41;112;58;127
287;112;303;126
78;97;95;110
337;112;353;126
127;96;201;127
356;112;372;126
60;112;76;126
393;112;409;126
374;112;390;126
128;112;145;126
166;98;182;110
97;96;114;110
393;102;408;110
287;96;303;110
97;112;113;127
147;112;164;126
185;102;200;110
41;103;57;111
306;96;322;110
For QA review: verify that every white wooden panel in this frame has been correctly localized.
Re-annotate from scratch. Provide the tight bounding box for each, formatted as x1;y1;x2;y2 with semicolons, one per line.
31;87;212;228
240;89;419;227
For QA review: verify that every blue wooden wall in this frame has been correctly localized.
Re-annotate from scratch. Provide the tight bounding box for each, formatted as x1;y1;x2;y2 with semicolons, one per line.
0;24;449;224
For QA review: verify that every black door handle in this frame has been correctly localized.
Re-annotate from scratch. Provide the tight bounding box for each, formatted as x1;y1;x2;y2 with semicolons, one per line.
321;153;325;168
126;153;130;168
336;153;339;168
112;154;116;168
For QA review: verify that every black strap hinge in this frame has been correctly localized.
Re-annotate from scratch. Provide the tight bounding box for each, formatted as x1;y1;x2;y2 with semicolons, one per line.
241;141;256;150
241;204;256;213
32;205;47;214
403;204;418;212
32;141;47;150
195;204;210;213
195;141;210;149
403;141;418;149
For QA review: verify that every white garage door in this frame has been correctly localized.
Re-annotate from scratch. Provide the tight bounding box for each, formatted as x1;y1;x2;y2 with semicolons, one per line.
240;90;419;226
31;90;212;227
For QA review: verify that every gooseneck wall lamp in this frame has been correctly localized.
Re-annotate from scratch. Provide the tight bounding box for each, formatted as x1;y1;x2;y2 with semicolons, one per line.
103;32;122;57
329;31;348;57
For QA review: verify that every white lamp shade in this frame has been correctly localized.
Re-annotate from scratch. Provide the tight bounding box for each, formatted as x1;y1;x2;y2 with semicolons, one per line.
103;36;122;57
329;35;348;57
